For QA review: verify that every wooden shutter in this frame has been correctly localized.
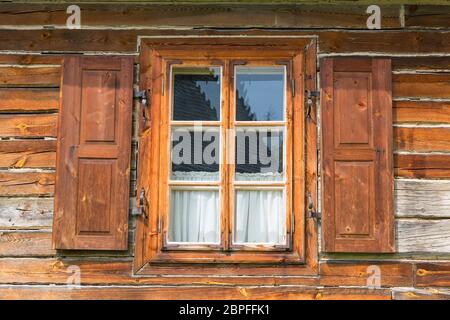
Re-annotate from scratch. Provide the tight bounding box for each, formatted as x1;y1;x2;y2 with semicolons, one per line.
52;56;133;250
321;58;394;253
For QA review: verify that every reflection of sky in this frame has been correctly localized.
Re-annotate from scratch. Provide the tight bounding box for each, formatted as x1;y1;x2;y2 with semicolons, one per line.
196;68;221;119
236;69;284;121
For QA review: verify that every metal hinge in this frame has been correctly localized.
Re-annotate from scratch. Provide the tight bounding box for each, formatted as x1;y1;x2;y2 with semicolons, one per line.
133;88;148;107
131;187;148;218
306;90;319;122
307;191;321;220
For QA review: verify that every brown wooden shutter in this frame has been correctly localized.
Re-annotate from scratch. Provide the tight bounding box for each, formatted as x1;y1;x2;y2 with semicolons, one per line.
321;57;394;253
52;56;133;250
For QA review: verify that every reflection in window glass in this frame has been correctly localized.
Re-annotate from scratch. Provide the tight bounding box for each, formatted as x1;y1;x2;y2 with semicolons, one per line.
172;67;221;121
235;67;285;121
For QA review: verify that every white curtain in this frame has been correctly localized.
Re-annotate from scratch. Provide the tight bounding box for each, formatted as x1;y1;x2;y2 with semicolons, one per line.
235;190;285;244
169;189;220;243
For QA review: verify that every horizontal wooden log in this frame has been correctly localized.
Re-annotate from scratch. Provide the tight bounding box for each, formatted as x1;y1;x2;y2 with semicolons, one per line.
392;57;450;71
393;74;450;99
393;287;450;300
395;179;450;218
404;5;450;29
0;67;60;87
0;284;391;300
0;140;56;168
0;30;449;54
394;127;450;152
395;154;450;179
319;262;413;287
0;232;54;257
0;171;55;196
394;101;450;124
397;219;450;253
0;4;402;29
0;197;53;229
415;263;450;288
0;114;57;138
0;54;62;65
0;88;59;113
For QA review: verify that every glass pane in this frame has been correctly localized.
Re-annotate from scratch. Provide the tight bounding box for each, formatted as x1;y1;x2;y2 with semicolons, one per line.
171;127;219;181
169;189;220;243
234;189;285;244
235;127;284;181
235;66;285;121
172;67;221;121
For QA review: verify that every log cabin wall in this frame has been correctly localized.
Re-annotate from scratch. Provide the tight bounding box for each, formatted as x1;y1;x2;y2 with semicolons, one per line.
0;2;449;300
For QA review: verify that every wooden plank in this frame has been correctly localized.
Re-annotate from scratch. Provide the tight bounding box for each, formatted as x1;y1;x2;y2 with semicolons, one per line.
393;288;450;300
0;88;59;113
0;4;401;29
397;219;450;253
0;171;55;196
0;140;56;168
0;285;391;300
404;5;450;28
394;101;450;124
0;197;53;229
0;114;57;138
394;127;450;152
415;263;450;288
392;57;450;71
0;232;54;257
0;54;62;65
319;262;413;287
395;154;450;179
0;67;60;87
393;74;450;99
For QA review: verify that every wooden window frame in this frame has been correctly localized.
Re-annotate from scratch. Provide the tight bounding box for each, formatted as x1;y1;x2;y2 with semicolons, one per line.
134;37;318;276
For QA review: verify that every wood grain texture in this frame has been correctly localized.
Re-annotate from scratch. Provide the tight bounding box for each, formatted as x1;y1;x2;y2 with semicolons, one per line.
0;54;62;65
392;57;450;71
415;263;450;287
397;219;450;253
0;285;392;300
394;127;450;152
319;262;413;287
0;140;56;168
0;114;57;138
0;171;55;196
394;101;450;124
393;288;450;300
404;5;450;28
393;74;450;99
0;67;60;87
0;232;54;257
395;154;450;179
395;179;450;218
0;197;53;229
0;89;59;113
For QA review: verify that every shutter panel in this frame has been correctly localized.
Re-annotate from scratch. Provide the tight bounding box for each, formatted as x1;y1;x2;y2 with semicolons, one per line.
53;56;133;250
321;58;394;253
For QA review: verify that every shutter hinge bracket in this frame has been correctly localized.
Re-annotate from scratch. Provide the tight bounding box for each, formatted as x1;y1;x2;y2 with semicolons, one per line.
306;90;319;123
306;191;321;220
133;89;148;107
131;187;149;219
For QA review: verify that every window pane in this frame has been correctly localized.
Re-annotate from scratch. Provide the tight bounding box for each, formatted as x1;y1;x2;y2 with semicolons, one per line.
235;127;284;181
169;189;220;243
235;66;285;121
171;127;219;181
172;67;221;121
234;189;285;244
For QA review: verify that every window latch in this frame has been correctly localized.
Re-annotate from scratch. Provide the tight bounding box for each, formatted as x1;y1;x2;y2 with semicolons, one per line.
307;191;321;220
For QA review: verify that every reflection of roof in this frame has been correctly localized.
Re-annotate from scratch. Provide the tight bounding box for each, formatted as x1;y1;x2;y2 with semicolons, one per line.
173;75;219;121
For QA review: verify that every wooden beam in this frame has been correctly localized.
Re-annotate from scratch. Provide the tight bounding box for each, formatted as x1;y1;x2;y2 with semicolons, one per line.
393;74;450;99
0;89;59;113
392;57;450;71
393;288;450;300
397;219;450;253
0;67;61;88
0;197;53;229
394;127;450;152
0;232;55;257
0;140;56;168
395;154;450;179
415;263;450;288
394;101;450;124
0;114;57;138
0;171;55;196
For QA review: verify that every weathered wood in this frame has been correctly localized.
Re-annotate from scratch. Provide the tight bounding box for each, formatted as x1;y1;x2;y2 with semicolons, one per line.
0;197;53;229
415;263;450;288
392;57;450;71
0;89;59;113
0;140;56;168
394;101;450;124
319;262;413;287
0;67;60;87
394;127;450;152
397;219;450;253
0;54;62;65
0;114;57;138
404;5;450;28
393;74;450;99
395;154;450;179
0;232;55;257
0;285;392;300
393;287;450;300
0;171;55;196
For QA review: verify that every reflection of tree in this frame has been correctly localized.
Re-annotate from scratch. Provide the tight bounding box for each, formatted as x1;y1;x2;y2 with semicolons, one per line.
236;86;257;121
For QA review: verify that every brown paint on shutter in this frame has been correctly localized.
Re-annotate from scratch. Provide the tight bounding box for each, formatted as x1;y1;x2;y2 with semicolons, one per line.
52;56;133;250
321;57;394;253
